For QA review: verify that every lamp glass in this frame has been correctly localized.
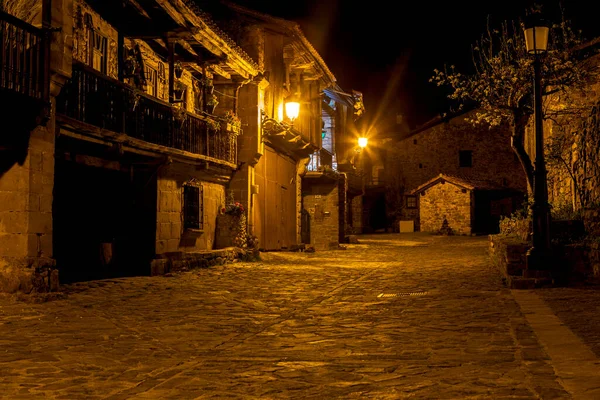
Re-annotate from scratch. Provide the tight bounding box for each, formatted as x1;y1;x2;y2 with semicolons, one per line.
285;101;300;121
358;137;368;148
524;26;549;54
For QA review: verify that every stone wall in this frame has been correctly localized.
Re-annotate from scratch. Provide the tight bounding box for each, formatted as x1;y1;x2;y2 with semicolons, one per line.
156;164;227;255
543;101;600;214
419;183;473;235
302;179;340;250
350;194;363;234
0;117;56;293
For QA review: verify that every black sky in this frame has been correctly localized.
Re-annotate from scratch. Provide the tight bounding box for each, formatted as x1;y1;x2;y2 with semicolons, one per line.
230;0;600;130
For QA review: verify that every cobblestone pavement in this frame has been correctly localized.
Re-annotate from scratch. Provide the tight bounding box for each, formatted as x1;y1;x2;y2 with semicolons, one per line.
1;233;600;399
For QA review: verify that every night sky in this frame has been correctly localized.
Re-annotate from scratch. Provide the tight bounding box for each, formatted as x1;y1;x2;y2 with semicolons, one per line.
228;0;600;131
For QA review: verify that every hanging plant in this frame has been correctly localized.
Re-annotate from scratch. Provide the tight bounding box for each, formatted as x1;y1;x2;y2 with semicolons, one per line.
207;93;219;107
173;81;186;102
205;93;219;114
199;75;213;87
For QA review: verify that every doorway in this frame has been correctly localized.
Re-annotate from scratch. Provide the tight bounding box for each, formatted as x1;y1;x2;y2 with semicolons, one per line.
53;158;156;283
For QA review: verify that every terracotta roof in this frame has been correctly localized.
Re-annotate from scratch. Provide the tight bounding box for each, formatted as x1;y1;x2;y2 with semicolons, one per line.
410;173;509;194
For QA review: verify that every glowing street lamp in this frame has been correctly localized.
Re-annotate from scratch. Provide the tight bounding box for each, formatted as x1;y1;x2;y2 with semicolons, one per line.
285;99;300;122
523;13;551;272
358;137;368;149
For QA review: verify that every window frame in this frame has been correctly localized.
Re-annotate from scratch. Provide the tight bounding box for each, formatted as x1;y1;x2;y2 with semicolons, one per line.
182;183;204;231
145;66;158;97
406;195;417;209
459;150;473;168
89;29;108;74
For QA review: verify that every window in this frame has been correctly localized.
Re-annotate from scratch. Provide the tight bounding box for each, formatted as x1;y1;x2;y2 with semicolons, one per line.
406;195;417;209
145;66;157;97
183;184;204;230
89;30;107;74
459;150;473;167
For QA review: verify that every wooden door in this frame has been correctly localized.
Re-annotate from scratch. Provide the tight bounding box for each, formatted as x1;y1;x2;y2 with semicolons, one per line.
262;147;297;250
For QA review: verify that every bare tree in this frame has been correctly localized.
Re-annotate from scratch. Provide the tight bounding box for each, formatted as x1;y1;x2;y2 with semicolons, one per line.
430;6;598;193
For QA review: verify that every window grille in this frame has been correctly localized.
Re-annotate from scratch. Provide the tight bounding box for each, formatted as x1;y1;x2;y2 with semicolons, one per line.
90;30;107;74
406;195;417;209
145;66;157;97
183;184;203;230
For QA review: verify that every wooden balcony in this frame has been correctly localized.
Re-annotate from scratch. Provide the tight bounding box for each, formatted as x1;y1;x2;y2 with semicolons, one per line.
0;10;50;132
56;63;237;165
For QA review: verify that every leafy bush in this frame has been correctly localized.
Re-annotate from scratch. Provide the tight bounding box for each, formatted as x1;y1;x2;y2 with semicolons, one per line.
499;201;531;241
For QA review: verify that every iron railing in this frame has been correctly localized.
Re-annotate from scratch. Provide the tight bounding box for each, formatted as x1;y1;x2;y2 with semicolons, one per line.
56;62;237;164
0;10;49;101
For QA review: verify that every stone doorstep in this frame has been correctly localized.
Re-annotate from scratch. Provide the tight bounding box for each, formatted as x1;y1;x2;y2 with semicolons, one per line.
151;247;257;276
507;276;555;290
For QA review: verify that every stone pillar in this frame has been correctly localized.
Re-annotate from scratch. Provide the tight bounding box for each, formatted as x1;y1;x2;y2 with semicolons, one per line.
303;180;340;251
0;126;56;293
0;0;72;293
351;195;364;234
229;77;267;237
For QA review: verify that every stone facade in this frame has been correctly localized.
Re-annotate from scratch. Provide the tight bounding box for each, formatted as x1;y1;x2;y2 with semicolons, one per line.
155;164;227;255
0;0;73;293
418;182;473;235
302;176;341;250
0;123;57;293
386;110;527;230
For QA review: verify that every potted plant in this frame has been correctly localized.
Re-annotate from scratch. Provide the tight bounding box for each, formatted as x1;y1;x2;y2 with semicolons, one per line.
224;110;242;132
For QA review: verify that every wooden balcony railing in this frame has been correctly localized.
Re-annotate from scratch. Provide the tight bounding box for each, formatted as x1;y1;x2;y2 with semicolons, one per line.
56;62;236;164
0;10;49;102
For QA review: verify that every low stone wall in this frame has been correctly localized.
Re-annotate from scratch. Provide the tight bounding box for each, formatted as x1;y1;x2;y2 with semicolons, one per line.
488;235;529;278
150;247;258;275
489;234;599;288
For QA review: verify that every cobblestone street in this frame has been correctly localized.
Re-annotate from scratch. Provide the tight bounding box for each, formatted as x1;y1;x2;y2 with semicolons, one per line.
1;233;600;399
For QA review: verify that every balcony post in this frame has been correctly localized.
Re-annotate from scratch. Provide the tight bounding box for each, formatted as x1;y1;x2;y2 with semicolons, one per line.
167;39;175;104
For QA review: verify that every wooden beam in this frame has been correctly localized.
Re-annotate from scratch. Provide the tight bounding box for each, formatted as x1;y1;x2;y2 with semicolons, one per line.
209;64;231;80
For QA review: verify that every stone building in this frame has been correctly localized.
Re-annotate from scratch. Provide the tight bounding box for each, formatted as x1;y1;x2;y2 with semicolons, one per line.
411;174;524;235
0;0;260;291
208;3;366;251
385;109;527;234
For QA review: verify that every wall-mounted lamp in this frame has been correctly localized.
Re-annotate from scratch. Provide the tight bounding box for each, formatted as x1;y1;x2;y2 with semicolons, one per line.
350;136;368;169
285;99;300;121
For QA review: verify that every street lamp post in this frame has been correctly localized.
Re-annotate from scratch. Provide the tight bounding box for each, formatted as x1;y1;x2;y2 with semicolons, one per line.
523;14;551;272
